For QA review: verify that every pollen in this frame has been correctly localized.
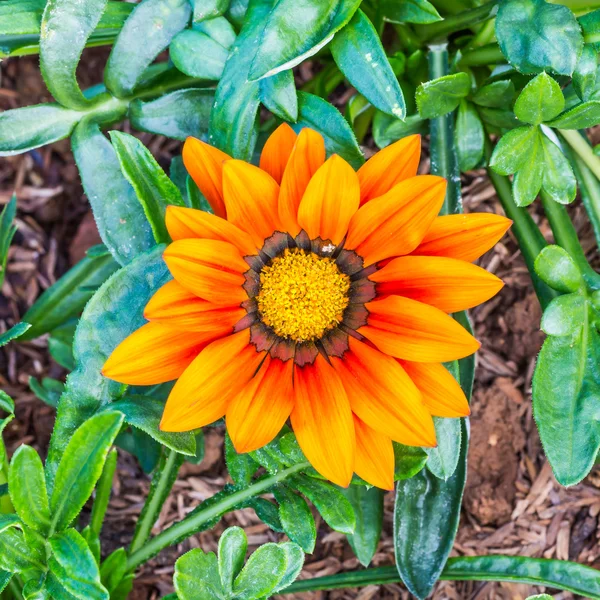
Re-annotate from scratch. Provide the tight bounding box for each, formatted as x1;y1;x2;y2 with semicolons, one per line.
257;249;351;342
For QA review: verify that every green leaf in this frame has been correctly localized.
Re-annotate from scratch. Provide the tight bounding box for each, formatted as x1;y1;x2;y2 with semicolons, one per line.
105;0;191;97
270;542;304;594
50;411;124;532
0;322;31;347
541;135;577;205
381;0;441;24
476;106;520;130
425;417;461;480
394;418;468;600
489;125;537;175
573;45;597;101
393;443;428;480
580;9;600;50
8;446;50;535
535;245;584;293
29;377;64;409
514;72;564;125
226;0;249;28
48;321;76;371
39;0;107;110
455;100;484;171
192;0;229;22
248;0;361;81
225;434;259;485
110;131;184;245
170;30;228;80
512;127;544;207
0;514;22;534
259;70;299;122
192;16;236;49
416;72;471;119
99;548;127;595
0;194;17;288
218;527;247;594
174;549;223;599
331;10;405;119
541;293;586;336
273;484;316;553
233;544;287;600
0;391;14;415
0;571;10;595
90;448;117;537
342;485;383;567
495;0;583;76
372;112;427;149
49;529;108;600
130;88;214;141
71;120;155;266
471;80;515;108
0;527;43;573
293;92;364;169
547;100;600;129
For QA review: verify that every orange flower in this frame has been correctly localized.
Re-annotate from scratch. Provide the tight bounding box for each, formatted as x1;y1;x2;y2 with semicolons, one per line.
103;125;510;490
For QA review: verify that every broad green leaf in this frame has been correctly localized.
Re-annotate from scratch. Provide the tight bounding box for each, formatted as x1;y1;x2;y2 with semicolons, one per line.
40;0;107;109
218;527;247;594
72;120;155;265
535;245;583;293
541;135;577;205
573;46;597;101
45;571;81;600
0;391;14;415
224;434;259;485
293;92;364;169
342;485;383;567
0;527;43;573
455;100;484;172
270;543;304;594
331;10;405;119
110;131;184;244
50;411;124;532
259;70;299;122
0;514;21;534
246;498;283;533
109;397;195;455
477;106;520;130
273;484;316;553
130;89;214;141
394;419;468;600
495;0;583;76
471;80;515;108
20;247;117;340
49;529;108;600
489;125;538;175
0;571;10;594
393;443;428;480
372;112;427;149
192;0;229;22
105;0;191;97
193;16;236;49
174;549;223;599
233;544;287;600
425;417;461;480
8;446;50;535
381;0;441;24
514;72;564;125
0;322;31;347
541;293;586;336
416;72;471;119
580;9;600;50
512;128;544;207
248;0;362;81
547;101;600;129
170;30;228;80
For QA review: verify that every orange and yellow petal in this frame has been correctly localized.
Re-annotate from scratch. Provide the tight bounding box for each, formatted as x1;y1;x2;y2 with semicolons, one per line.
413;213;512;262
353;416;395;490
333;337;436;447
291;355;355;487
161;330;264;432
278;128;326;236
165;206;256;257
163;239;248;306
222;160;280;249
102;322;215;385
259;123;298;184
360;296;480;362
399;360;470;418
370;255;504;313
227;357;294;453
144;279;245;332
346;175;447;266
182;137;231;218
297;154;360;246
357;134;421;205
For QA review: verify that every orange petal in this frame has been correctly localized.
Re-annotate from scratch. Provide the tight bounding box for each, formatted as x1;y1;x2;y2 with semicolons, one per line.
353;416;394;490
222;160;280;249
102;322;215;385
413;213;512;262
399;360;470;418
346;175;447;266
358;134;421;205
278;128;326;236
163;239;248;306
297;155;360;245
160;330;264;432
291;355;355;487
370;255;504;313
165;206;256;257
144;279;245;332
227;357;294;453
182;137;231;218
360;296;480;362
259;123;298;184
332;337;436;446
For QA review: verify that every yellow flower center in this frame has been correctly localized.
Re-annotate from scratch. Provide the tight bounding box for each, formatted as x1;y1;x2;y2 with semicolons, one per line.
257;248;351;342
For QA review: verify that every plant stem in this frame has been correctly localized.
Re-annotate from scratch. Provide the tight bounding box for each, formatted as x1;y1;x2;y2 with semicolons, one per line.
0;437;13;514
459;43;505;67
468;19;496;48
90;448;118;537
540;191;600;290
559;129;600;180
125;462;310;572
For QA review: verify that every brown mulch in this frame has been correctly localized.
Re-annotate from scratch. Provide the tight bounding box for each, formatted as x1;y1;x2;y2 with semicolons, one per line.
2;51;600;600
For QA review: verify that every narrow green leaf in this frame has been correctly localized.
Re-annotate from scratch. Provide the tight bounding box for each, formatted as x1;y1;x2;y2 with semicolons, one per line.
0;391;14;415
170;30;228;80
0;322;31;347
29;377;63;409
0;194;17;290
547;100;600;129
271;543;304;594
259;70;299;122
0;571;11;595
425;417;461;480
90;448;117;537
455;100;484;172
381;0;441;24
225;434;259;485
512;128;544;207
416;72;471;119
218;527;247;594
174;549;223;599
273;484;316;553
514;72;564;125
233;544;287;600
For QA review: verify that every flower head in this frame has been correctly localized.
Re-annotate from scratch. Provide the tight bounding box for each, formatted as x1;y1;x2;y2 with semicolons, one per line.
103;124;511;489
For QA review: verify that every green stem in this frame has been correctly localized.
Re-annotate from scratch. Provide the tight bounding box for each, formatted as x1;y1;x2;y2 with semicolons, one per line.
458;43;505;67
540;191;600;289
559;129;600;181
467;19;496;48
90;448;117;537
0;438;13;514
125;461;310;572
7;580;23;600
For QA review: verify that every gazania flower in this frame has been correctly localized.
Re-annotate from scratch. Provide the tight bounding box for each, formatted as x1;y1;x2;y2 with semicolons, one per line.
103;125;510;490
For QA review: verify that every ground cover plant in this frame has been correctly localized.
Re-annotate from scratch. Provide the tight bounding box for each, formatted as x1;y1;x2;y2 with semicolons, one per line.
2;0;600;598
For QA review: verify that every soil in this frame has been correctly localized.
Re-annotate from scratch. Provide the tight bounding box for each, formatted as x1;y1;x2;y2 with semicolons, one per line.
3;49;600;600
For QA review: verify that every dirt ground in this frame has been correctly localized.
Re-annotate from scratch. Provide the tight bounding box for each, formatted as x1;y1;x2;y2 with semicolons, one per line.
2;50;600;600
